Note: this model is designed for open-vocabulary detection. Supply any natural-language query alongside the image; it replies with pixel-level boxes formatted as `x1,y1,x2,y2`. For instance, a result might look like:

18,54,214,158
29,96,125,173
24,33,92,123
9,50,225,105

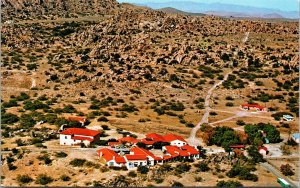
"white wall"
125,159,147,169
106,160,124,167
60,134,92,146
170,140,187,147
259,149,267,156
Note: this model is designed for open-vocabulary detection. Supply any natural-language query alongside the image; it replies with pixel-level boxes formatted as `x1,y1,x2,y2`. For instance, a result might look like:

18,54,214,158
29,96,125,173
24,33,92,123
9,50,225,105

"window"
65,136,67,139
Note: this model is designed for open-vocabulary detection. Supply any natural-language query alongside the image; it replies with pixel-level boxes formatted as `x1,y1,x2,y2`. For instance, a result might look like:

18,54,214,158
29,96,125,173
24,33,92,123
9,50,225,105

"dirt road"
187,72,231,146
260,162,298,187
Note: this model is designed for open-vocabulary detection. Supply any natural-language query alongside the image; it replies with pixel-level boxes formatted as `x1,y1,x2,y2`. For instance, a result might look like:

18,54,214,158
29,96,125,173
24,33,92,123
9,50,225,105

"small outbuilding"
282,115,294,122
258,146,269,156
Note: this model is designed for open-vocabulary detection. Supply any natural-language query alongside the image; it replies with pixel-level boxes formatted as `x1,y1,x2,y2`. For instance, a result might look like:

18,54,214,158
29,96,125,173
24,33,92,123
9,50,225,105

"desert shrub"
84,161,95,167
280,164,294,176
194,162,210,172
226,102,234,107
175,163,191,174
37,154,52,165
17,174,33,184
209,111,217,116
165,111,177,116
23,100,49,111
227,165,258,181
35,174,53,185
138,118,151,122
119,104,139,113
169,102,185,111
34,143,46,148
97,124,108,131
69,158,86,167
98,116,109,122
93,181,104,187
171,181,184,187
137,166,149,174
128,171,137,177
169,74,180,83
2,99,19,108
62,104,77,113
287,138,298,146
225,96,234,100
154,107,165,115
8,163,17,170
185,122,195,128
31,138,43,145
155,178,164,184
236,120,246,126
16,92,30,101
194,176,203,182
15,139,24,146
1,113,19,124
216,180,243,187
60,175,71,181
55,152,68,158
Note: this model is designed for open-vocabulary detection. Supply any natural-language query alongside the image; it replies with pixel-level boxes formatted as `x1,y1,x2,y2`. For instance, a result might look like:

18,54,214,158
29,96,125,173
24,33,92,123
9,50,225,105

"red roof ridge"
163,134,187,143
60,128,100,137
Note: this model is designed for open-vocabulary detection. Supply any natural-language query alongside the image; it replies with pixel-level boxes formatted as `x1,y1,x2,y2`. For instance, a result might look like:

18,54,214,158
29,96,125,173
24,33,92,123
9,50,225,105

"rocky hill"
1,0,119,21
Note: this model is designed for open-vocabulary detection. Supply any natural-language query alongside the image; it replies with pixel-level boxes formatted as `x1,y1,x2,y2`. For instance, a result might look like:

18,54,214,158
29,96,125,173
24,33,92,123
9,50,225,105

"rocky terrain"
1,0,118,21
1,0,299,187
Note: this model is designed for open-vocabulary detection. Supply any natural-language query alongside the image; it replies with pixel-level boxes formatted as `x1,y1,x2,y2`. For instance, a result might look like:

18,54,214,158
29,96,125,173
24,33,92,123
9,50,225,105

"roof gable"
163,134,186,143
60,128,100,137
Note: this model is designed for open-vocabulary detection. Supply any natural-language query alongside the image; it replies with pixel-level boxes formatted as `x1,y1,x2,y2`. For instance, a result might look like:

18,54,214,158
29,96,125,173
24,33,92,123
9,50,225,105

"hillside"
1,0,119,21
0,1,299,187
158,7,205,16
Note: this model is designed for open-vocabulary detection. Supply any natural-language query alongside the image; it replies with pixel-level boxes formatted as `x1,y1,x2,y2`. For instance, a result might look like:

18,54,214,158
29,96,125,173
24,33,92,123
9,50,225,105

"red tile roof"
229,145,246,149
118,136,139,144
130,147,162,160
181,145,200,155
125,154,148,160
163,155,174,160
146,133,165,142
108,142,121,146
115,156,126,163
71,136,93,142
67,116,87,123
165,145,189,157
139,139,155,145
97,148,126,163
241,104,265,110
60,128,100,137
163,134,187,143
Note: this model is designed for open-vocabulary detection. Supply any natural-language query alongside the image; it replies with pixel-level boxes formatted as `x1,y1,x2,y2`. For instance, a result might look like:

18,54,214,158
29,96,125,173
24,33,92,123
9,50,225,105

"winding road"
187,72,231,146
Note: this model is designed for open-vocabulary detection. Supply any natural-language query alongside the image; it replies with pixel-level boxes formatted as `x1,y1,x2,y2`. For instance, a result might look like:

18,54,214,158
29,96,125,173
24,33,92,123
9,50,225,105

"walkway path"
187,72,231,146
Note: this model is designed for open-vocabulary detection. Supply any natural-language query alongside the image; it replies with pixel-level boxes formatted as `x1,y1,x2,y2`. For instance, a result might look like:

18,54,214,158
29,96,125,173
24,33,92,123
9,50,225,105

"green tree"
247,145,264,164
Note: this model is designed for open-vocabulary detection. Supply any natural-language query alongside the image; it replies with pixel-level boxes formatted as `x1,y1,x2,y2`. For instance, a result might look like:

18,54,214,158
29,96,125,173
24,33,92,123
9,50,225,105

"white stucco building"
60,128,101,146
